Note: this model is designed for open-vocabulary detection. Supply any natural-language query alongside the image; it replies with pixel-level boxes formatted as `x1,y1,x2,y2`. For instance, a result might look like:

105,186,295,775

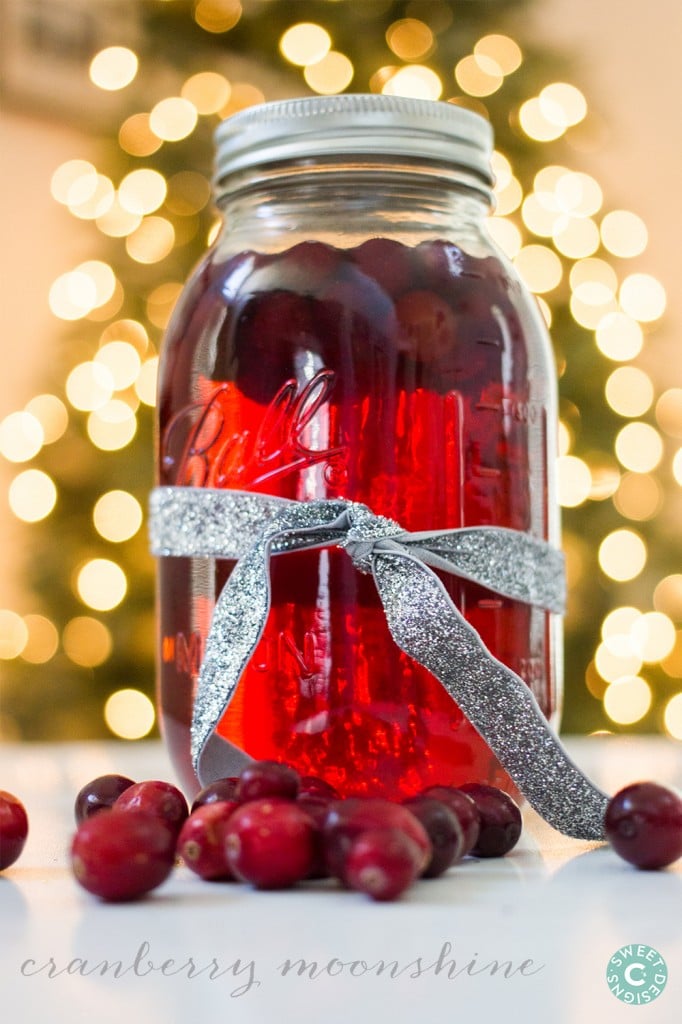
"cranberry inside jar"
155,97,561,800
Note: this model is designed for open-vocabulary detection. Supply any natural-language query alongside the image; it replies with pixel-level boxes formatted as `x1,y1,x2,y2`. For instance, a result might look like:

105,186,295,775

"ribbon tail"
372,550,608,840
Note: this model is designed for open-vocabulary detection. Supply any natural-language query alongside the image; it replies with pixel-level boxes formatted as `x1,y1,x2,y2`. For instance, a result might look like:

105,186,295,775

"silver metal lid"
214,94,494,187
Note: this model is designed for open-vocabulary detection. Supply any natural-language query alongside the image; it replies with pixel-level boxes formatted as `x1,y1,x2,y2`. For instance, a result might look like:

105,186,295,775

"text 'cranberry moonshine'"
156,95,562,798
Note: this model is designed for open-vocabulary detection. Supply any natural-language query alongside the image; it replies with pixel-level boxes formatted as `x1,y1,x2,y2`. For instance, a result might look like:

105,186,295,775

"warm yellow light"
279,22,331,66
474,34,522,75
87,402,137,451
521,194,561,237
557,454,592,507
51,160,98,206
654,575,682,622
0,411,44,462
601,210,648,258
101,319,149,354
602,606,642,639
555,171,602,216
69,175,115,220
534,164,569,194
493,176,522,216
76,558,127,611
63,616,112,667
104,688,156,740
0,610,28,659
166,172,211,216
150,97,198,141
382,65,442,100
553,217,600,258
558,421,571,455
613,472,661,521
603,675,651,725
519,98,565,141
93,490,143,543
9,470,57,522
539,82,587,127
119,113,162,157
78,260,117,308
304,51,354,94
119,169,167,215
655,388,682,439
194,0,242,34
595,312,644,361
605,367,654,418
619,273,666,322
486,218,522,258
615,422,663,473
66,361,114,411
662,631,682,678
455,54,503,97
598,528,647,581
89,46,138,91
49,270,98,320
21,615,59,664
491,151,512,189
126,217,175,264
386,18,434,61
631,612,676,663
181,71,231,114
513,244,562,294
571,295,618,331
588,462,620,500
218,82,264,117
594,641,642,682
663,693,682,739
24,394,68,445
96,197,142,237
95,342,141,390
135,357,159,406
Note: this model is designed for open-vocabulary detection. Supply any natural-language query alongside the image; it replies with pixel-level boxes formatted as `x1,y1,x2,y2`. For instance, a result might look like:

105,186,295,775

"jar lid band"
214,94,494,186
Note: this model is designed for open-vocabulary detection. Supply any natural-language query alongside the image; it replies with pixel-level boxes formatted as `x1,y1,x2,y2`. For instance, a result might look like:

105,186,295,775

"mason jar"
155,94,562,798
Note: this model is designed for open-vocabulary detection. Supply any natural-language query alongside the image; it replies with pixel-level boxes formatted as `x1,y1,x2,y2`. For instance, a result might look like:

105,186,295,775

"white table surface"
1,737,680,1024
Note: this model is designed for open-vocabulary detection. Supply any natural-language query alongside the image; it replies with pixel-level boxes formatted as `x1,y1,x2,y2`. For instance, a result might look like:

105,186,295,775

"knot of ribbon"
149,485,607,840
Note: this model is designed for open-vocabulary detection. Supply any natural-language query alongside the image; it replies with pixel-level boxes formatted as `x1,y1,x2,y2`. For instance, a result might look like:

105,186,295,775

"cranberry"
345,828,421,901
459,784,522,857
605,782,682,870
177,802,239,880
323,798,431,883
298,775,339,800
114,779,189,836
414,240,469,292
74,773,135,823
296,795,334,879
395,289,458,362
236,760,301,802
190,777,240,813
353,237,414,296
224,798,317,889
0,790,29,870
422,786,481,856
403,796,465,877
71,810,176,901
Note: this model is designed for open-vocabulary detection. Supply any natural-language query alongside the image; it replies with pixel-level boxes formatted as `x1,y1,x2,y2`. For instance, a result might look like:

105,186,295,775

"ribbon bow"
150,486,608,840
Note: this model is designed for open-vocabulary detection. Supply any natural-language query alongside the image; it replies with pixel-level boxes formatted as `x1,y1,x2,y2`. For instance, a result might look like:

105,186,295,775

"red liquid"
157,238,557,797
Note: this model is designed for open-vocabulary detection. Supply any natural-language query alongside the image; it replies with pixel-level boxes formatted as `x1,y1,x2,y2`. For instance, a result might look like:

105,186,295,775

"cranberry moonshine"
156,95,562,798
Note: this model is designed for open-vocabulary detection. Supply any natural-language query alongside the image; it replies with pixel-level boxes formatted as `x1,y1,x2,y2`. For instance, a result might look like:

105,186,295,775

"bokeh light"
95,342,142,390
119,169,167,215
663,694,682,740
0,411,44,462
89,47,138,91
595,312,644,361
66,361,114,411
279,23,331,66
619,273,666,322
21,615,59,664
149,98,198,142
76,559,127,611
654,575,682,622
603,675,652,725
181,71,231,114
614,422,663,473
119,113,163,157
630,612,676,663
386,19,434,61
304,52,354,94
513,244,562,293
605,366,654,418
93,490,143,543
601,209,648,257
194,0,242,34
24,394,68,445
557,454,591,507
655,388,682,438
382,65,442,100
9,470,57,522
0,610,28,659
104,688,155,739
63,616,112,668
613,472,662,521
87,401,137,451
538,82,587,128
598,529,647,581
125,217,175,264
455,54,503,97
135,358,159,406
474,34,522,75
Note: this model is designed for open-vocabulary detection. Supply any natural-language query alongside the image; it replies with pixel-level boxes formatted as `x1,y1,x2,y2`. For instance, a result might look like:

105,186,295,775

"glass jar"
155,94,562,798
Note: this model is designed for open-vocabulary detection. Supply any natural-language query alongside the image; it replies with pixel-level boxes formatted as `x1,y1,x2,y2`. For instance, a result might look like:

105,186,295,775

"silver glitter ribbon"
150,485,608,840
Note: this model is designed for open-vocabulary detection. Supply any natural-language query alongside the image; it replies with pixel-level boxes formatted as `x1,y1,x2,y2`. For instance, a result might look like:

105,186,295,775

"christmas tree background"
1,0,681,745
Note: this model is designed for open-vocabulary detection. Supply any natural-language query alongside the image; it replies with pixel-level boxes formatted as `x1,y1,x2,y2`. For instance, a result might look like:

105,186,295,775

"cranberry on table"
345,827,421,902
422,785,481,856
71,810,176,902
177,802,239,881
323,797,431,884
458,784,522,858
114,779,189,835
403,796,465,877
236,760,301,802
0,790,29,870
224,798,317,889
605,781,682,870
191,777,240,813
74,773,135,823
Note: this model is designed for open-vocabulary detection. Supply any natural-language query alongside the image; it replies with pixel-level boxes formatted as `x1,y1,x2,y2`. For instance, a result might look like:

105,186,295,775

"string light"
595,312,644,361
386,19,434,61
24,395,68,445
279,23,331,66
605,366,654,418
75,558,127,611
9,470,57,522
601,210,648,257
603,675,652,725
93,490,143,543
0,411,44,462
304,52,354,94
89,47,138,91
615,422,663,473
619,273,666,322
598,529,647,581
382,65,442,100
104,688,155,740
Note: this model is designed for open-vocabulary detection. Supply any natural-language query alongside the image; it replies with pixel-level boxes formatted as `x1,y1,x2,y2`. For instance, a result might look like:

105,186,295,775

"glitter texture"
149,485,607,839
